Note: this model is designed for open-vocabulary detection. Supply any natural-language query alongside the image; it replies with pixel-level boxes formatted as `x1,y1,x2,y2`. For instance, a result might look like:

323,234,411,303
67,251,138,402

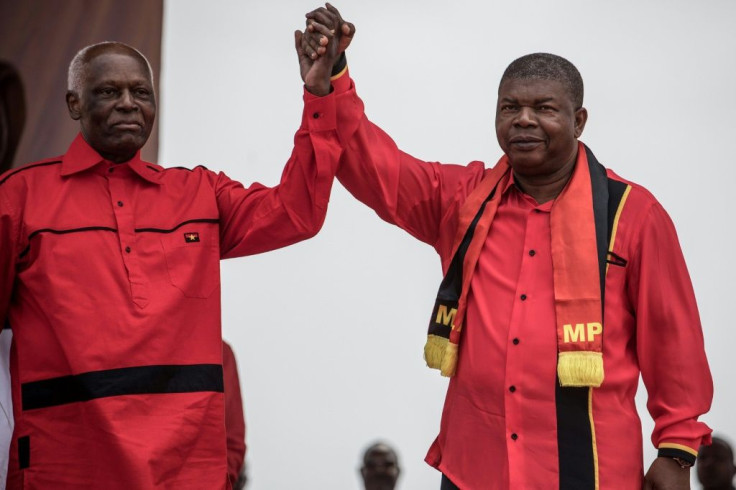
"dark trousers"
441,474,460,490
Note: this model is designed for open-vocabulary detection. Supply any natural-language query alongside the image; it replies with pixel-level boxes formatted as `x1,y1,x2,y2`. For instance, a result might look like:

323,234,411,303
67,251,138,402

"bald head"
697,436,736,490
361,442,400,490
68,41,154,96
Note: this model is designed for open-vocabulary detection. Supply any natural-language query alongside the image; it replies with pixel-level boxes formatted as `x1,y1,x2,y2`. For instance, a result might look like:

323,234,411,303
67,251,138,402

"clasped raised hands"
295,3,355,95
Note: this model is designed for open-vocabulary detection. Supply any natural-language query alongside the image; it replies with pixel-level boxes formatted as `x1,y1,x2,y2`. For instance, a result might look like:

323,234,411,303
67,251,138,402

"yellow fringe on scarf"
424,335,458,377
557,351,604,387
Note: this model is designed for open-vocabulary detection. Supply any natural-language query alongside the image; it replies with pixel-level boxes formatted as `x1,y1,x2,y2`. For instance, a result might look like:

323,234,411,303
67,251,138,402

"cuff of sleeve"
302,88,337,132
330,65,350,94
330,52,347,78
658,443,698,466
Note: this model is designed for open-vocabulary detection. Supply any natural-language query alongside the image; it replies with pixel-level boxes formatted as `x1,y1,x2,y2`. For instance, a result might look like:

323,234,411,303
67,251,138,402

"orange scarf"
424,143,630,387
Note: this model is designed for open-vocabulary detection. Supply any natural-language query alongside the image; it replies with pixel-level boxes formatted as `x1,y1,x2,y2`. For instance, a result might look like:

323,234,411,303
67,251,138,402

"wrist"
305,81,332,97
331,52,347,77
657,445,697,468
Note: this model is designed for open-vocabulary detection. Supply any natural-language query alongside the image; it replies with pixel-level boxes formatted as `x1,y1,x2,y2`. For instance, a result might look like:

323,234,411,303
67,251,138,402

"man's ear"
66,91,81,120
574,107,588,138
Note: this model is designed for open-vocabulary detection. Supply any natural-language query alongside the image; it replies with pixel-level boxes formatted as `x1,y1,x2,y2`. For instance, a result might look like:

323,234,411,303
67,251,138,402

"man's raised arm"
216,17,346,258
298,4,488,256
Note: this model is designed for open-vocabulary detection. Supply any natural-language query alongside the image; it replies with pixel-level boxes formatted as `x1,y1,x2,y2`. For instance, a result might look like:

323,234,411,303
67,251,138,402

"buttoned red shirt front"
0,88,341,489
332,71,713,490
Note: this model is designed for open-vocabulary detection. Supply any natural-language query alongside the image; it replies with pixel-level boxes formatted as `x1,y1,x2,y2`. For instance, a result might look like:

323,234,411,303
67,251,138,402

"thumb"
342,21,355,37
294,30,304,56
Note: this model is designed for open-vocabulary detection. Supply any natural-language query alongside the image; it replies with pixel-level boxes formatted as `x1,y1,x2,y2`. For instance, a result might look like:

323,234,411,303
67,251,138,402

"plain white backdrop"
159,1,736,488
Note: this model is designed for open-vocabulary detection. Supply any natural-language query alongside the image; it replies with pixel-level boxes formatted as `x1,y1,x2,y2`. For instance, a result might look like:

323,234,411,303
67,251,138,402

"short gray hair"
67,41,154,94
500,53,584,109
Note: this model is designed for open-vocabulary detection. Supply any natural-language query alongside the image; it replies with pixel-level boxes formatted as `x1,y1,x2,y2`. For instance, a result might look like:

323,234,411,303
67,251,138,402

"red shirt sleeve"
332,72,486,252
628,199,713,456
222,341,245,485
0,186,21,325
215,87,343,258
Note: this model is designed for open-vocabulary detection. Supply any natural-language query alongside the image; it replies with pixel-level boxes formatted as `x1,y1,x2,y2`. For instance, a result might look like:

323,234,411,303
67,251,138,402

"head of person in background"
360,442,400,490
0,61,26,173
66,42,156,164
698,436,736,490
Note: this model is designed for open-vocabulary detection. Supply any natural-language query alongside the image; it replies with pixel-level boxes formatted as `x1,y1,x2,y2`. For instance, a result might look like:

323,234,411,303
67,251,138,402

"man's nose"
117,90,137,110
514,106,537,126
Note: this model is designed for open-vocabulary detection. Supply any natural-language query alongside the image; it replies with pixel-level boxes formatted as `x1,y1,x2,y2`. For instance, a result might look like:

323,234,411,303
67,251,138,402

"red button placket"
504,206,545,487
106,163,149,308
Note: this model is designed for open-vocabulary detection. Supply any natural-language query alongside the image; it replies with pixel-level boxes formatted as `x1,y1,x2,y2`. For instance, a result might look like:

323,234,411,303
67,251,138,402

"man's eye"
135,89,150,97
538,105,555,112
98,88,116,96
501,105,518,112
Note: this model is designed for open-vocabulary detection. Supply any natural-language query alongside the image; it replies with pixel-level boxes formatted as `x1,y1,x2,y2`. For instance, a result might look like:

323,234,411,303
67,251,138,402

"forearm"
634,203,713,461
0,190,20,323
218,88,342,258
333,72,485,247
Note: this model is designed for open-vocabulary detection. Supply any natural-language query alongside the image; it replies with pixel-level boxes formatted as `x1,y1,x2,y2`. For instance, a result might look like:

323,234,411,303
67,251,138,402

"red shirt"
0,89,341,489
332,72,712,489
223,341,246,485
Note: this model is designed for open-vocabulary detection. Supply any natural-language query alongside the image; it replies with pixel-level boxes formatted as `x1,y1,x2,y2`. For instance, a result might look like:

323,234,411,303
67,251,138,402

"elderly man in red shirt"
301,5,713,490
0,26,344,489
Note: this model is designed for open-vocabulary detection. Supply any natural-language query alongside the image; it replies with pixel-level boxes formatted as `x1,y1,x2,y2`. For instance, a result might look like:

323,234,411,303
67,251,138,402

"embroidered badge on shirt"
184,232,200,243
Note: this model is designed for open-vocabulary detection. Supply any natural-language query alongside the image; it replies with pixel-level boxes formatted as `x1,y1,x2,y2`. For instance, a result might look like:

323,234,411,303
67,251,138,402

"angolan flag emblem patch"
184,232,200,243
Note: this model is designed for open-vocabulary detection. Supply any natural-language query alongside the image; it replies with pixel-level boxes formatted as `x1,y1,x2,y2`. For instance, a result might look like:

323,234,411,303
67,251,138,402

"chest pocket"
160,228,220,298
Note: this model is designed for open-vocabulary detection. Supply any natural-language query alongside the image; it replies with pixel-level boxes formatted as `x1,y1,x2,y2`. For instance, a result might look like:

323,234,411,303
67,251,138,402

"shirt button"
520,294,527,301
529,249,536,256
125,246,131,253
108,167,114,173
511,433,519,441
117,201,124,207
509,385,516,393
312,112,320,119
512,338,520,345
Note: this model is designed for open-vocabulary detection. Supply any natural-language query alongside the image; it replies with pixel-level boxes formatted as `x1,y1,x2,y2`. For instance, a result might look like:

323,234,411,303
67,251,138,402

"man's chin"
365,476,397,490
506,153,545,174
100,140,145,162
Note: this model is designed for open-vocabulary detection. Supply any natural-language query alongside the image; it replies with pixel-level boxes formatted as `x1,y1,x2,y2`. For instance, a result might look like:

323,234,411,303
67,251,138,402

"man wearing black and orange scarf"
301,5,712,490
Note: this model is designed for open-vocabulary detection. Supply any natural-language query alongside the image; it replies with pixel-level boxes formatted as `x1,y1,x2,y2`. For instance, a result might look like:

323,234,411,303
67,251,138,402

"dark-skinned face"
361,446,400,490
697,440,736,489
495,78,586,179
66,50,155,163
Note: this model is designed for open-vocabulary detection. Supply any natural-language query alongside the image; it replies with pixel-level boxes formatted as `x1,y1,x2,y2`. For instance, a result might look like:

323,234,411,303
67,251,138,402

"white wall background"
159,1,736,488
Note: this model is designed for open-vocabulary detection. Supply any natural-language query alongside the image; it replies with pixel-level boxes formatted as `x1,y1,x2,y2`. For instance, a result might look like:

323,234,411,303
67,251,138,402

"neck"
513,157,576,204
103,152,135,164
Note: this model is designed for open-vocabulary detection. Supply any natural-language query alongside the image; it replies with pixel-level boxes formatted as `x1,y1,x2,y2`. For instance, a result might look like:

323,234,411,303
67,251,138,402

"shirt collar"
61,133,162,185
505,170,554,212
503,171,518,195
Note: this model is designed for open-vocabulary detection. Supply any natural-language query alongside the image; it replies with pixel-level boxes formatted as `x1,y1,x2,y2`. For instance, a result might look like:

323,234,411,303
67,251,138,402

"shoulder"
0,157,64,210
152,163,211,175
440,159,496,201
604,168,680,255
152,163,221,184
605,168,664,217
0,156,64,188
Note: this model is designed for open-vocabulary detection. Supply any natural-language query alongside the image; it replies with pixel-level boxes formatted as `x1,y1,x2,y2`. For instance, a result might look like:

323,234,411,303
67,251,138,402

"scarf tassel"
424,335,458,377
557,351,604,387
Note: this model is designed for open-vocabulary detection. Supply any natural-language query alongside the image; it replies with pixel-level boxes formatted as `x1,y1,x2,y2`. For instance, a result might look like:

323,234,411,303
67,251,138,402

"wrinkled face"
361,446,400,490
697,441,736,488
495,78,586,179
67,50,155,163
